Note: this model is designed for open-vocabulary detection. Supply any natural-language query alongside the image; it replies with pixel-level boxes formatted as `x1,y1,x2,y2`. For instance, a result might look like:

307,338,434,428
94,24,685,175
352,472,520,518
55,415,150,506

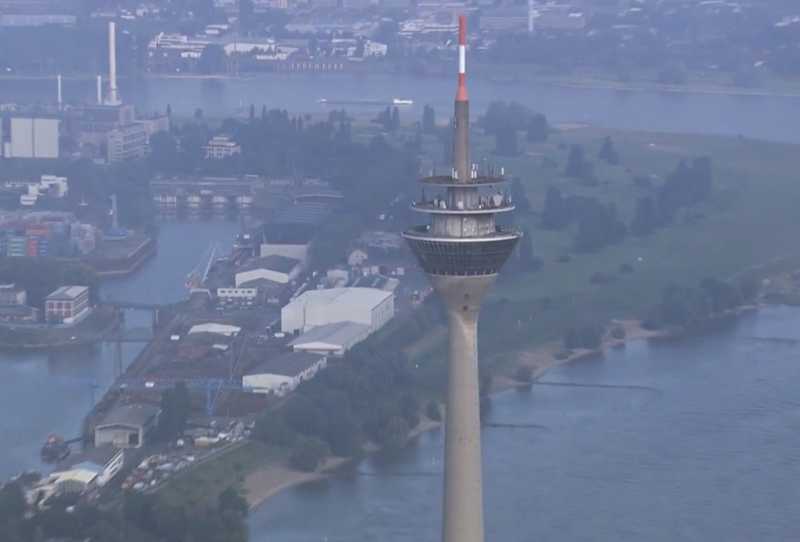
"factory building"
2,117,60,159
93,404,161,449
290,321,371,356
281,287,394,334
243,351,327,396
44,285,90,324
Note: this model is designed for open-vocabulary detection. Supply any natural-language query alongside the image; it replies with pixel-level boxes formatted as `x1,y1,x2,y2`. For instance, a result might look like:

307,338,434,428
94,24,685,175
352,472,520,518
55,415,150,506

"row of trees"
253,349,437,471
541,188,627,252
542,155,714,251
645,276,759,330
631,157,713,236
0,482,248,542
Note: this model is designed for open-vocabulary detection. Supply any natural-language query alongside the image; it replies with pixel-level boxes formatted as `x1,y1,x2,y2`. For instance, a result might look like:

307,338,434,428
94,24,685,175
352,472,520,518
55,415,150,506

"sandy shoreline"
244,418,442,510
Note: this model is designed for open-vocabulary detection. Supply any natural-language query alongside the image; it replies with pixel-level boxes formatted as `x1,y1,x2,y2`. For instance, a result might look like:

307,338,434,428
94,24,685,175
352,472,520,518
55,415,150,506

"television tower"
403,15,520,542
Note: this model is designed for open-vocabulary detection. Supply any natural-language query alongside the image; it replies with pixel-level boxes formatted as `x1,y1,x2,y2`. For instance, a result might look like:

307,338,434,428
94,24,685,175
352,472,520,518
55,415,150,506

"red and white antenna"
456,15,468,102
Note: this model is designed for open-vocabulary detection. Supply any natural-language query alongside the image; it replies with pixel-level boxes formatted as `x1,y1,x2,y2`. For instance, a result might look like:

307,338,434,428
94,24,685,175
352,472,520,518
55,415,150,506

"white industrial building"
235,255,301,287
5,117,60,159
243,351,327,396
290,321,371,356
281,287,394,334
188,322,241,337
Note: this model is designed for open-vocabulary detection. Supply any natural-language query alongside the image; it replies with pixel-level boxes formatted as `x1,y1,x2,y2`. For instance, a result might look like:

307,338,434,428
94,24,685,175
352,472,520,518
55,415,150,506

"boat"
317,98,414,106
41,434,70,462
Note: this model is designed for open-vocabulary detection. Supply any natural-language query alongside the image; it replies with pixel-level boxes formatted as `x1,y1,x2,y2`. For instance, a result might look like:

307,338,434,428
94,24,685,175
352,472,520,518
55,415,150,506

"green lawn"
157,441,284,508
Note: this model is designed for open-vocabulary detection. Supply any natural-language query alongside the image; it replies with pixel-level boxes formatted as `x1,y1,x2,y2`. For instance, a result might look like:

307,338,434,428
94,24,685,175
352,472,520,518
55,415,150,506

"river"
2,75,800,539
3,74,800,142
0,220,239,480
250,307,800,541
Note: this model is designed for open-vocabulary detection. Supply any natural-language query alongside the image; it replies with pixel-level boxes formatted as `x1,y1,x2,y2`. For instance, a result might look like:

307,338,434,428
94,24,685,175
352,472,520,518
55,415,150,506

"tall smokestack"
107,21,121,106
57,74,63,110
97,75,103,105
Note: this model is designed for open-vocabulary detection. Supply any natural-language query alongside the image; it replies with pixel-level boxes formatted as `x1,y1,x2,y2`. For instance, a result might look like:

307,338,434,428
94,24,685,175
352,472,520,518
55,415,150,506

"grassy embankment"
408,125,800,370
157,442,285,509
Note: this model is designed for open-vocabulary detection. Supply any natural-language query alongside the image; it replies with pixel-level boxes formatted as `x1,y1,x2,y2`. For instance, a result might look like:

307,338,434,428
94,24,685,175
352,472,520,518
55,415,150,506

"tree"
565,144,594,181
157,382,191,440
422,105,436,133
381,416,410,452
494,125,519,156
426,400,442,421
598,136,620,165
526,113,549,142
218,488,248,517
564,323,603,349
540,186,569,229
510,177,531,213
253,414,295,447
239,0,255,34
289,436,330,472
630,196,659,236
149,131,178,174
199,44,226,74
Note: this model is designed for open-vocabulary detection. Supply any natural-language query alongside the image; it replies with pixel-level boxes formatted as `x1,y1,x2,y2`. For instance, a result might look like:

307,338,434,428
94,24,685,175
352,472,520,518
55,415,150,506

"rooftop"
290,287,392,308
96,403,160,430
246,351,326,378
239,255,300,274
46,285,88,301
290,321,370,350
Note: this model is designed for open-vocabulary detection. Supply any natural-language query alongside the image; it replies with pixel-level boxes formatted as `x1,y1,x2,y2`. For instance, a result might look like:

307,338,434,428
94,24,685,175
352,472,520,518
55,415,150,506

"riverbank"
239,321,665,511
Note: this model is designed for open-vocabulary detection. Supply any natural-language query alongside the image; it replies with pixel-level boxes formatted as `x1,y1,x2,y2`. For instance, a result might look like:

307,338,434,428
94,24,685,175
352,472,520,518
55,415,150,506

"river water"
2,75,800,539
3,74,800,142
0,220,239,480
251,308,800,541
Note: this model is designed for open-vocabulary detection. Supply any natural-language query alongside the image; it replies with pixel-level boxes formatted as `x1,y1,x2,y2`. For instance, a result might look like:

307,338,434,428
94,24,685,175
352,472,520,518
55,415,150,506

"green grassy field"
157,442,284,508
410,125,800,364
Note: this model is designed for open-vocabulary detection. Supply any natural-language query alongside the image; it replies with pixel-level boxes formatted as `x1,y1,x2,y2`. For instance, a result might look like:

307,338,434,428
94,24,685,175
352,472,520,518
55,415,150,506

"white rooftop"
291,287,391,308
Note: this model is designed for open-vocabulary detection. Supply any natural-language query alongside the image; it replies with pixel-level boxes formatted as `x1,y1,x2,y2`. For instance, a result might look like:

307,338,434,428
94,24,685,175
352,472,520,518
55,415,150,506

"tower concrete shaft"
403,14,520,542
433,274,494,542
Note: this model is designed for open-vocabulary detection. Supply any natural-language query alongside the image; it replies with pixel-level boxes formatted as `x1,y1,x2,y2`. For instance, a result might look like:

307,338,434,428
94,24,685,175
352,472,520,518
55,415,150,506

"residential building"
44,285,90,324
281,287,394,334
204,135,242,160
93,404,161,449
0,283,26,305
243,351,327,396
107,123,148,162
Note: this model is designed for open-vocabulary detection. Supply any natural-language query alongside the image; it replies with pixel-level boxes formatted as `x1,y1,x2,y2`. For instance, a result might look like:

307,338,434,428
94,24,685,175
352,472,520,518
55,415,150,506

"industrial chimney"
106,21,121,106
57,74,62,110
96,75,103,105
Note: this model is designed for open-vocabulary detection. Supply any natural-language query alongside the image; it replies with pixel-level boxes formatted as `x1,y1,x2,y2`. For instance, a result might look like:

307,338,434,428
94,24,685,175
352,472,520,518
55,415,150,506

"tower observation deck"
402,15,521,542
